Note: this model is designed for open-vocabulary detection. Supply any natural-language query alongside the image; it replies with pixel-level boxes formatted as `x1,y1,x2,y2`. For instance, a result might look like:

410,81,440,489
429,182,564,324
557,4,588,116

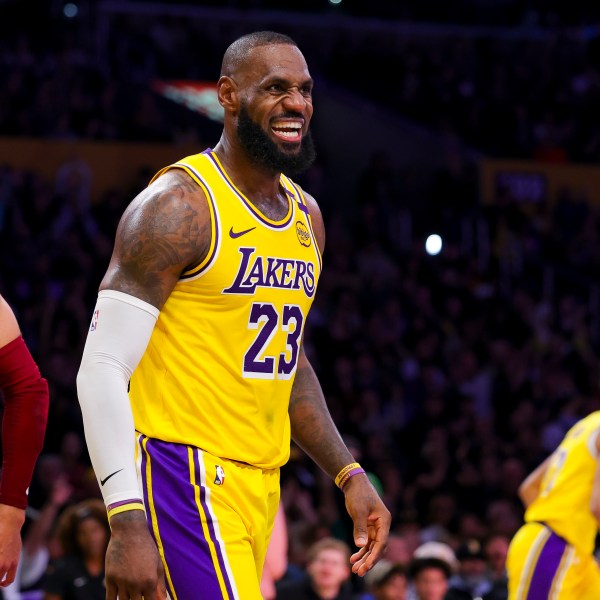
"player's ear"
218,76,239,114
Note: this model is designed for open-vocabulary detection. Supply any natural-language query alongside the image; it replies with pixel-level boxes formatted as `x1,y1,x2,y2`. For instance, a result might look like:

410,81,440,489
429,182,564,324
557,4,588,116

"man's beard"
236,104,316,176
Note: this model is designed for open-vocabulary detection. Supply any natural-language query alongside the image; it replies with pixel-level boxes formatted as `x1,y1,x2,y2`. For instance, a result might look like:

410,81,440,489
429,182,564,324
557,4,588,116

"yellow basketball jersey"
129,150,322,469
525,411,600,555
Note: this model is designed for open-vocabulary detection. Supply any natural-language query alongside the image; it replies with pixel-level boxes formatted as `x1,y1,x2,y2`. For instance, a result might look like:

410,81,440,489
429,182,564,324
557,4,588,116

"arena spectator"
363,560,408,600
407,556,452,600
447,539,493,599
483,535,509,600
276,538,354,600
42,499,109,600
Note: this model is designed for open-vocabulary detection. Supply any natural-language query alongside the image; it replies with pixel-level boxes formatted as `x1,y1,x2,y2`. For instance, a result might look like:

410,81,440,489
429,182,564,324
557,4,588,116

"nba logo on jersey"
90,309,100,332
214,465,225,485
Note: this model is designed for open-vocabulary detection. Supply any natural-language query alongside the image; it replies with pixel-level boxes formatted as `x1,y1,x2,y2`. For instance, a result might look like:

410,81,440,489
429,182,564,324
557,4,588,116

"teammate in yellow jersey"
76,31,390,600
506,411,600,599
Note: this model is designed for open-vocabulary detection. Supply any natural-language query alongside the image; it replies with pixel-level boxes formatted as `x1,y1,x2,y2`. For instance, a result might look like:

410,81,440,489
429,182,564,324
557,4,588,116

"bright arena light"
328,0,343,5
425,234,443,256
63,3,78,18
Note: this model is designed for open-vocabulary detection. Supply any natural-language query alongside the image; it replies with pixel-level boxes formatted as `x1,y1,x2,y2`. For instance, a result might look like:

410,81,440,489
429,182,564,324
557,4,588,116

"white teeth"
271,123,301,138
273,122,302,130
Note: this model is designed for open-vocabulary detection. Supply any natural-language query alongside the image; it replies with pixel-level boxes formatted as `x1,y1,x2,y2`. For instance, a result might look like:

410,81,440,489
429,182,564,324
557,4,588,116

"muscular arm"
0,295,49,586
79,169,210,505
518,456,551,508
289,349,356,478
100,169,211,307
0,296,20,347
77,169,209,600
289,191,355,478
289,192,390,576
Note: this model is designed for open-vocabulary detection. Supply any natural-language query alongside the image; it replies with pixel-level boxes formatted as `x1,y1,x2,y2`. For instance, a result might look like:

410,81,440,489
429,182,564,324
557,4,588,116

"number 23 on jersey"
243,302,304,380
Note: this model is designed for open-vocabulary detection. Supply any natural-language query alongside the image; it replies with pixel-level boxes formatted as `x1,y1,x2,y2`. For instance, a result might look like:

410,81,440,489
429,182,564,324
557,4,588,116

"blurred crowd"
2,4,600,162
1,143,599,597
328,33,600,163
1,2,600,599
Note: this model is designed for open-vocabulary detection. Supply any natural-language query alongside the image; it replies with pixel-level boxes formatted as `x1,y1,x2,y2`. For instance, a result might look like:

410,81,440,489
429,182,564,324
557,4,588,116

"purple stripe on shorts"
139,438,158,544
139,437,174,600
193,449,236,600
141,437,226,600
526,528,567,600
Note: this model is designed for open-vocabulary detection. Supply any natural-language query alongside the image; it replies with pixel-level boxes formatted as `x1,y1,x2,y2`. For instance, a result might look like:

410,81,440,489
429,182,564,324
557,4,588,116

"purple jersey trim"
287,179,323,272
170,162,220,280
206,152,293,230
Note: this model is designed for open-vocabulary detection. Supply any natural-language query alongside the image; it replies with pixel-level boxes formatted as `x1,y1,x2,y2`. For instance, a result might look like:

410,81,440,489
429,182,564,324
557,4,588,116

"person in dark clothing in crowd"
42,499,109,600
276,537,355,599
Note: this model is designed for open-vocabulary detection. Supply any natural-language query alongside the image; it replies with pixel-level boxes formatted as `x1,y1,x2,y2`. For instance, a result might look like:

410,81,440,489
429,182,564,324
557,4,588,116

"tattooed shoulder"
102,169,211,308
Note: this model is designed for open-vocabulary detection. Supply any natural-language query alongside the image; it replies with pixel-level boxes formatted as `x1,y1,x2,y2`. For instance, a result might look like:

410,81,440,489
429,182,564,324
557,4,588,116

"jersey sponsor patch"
296,221,311,247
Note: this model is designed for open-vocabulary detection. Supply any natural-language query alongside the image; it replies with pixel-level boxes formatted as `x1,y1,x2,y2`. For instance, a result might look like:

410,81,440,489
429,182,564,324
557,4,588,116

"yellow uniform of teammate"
130,150,321,599
507,411,600,599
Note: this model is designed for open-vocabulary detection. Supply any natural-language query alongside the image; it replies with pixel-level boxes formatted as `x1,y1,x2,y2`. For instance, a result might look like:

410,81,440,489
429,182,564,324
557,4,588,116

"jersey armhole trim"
587,428,600,459
284,177,323,271
163,162,220,280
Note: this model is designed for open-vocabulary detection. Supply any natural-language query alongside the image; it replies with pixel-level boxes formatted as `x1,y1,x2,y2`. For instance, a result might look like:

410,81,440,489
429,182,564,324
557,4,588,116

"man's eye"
268,84,284,92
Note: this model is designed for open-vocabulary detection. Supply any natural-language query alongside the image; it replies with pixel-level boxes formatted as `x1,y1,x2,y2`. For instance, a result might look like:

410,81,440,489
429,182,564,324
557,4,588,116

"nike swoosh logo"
229,226,256,239
100,469,124,486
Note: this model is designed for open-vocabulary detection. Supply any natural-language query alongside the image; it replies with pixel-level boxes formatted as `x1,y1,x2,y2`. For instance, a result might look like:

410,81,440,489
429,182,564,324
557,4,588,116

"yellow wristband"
335,462,361,488
107,500,145,520
338,467,366,490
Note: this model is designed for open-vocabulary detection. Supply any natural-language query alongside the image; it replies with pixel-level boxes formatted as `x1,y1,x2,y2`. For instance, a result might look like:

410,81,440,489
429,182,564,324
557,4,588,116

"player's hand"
105,511,166,600
343,474,391,577
0,504,25,586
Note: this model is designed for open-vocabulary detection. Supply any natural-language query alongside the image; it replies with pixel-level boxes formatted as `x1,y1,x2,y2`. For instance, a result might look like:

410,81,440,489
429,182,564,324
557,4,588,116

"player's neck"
213,139,282,202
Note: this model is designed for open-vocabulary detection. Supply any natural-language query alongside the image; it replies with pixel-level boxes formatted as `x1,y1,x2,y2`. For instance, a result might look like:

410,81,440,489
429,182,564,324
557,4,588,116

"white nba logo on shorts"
214,465,225,485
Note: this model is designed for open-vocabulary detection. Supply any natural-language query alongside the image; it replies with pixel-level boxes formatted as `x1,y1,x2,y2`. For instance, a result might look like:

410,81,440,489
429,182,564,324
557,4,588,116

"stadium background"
1,0,600,596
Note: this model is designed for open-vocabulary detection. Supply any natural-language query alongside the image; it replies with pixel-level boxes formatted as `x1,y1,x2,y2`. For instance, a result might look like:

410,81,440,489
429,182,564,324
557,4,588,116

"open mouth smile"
271,120,303,142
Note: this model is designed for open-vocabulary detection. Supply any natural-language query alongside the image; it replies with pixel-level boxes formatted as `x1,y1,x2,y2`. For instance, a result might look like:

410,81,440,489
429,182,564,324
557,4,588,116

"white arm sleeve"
76,289,159,507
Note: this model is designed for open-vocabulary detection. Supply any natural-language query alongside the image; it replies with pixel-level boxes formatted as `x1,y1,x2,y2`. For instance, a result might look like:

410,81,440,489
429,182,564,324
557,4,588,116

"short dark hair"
221,31,298,77
375,563,407,587
408,557,452,580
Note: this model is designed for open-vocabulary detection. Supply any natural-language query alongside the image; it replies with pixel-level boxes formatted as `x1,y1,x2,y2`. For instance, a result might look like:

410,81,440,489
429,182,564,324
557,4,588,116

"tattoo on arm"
289,361,354,480
102,170,211,308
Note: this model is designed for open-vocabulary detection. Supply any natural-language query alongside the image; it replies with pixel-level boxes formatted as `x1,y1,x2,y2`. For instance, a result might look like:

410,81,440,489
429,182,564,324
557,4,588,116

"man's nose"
282,88,308,111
